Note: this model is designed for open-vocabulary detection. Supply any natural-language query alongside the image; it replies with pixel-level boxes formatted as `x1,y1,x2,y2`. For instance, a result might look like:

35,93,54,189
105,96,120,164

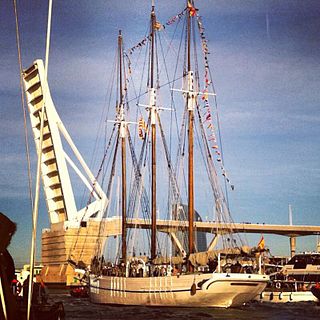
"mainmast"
187,0,195,272
118,30,127,264
150,4,157,261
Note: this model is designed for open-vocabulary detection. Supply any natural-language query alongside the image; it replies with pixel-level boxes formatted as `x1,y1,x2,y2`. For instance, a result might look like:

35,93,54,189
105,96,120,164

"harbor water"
49,294,319,320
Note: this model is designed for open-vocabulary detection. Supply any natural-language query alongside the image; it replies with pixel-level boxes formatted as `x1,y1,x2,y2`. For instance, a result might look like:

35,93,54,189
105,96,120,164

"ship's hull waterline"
89,273,269,308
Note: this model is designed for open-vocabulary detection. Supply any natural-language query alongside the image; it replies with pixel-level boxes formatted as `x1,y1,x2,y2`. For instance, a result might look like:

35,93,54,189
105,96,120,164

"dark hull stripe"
205,279,264,290
90,279,265,294
230,283,259,286
90,284,200,294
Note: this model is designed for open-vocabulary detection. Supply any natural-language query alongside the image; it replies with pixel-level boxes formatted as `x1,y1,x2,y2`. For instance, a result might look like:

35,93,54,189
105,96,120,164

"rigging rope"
85,47,118,205
13,0,34,210
45,0,53,79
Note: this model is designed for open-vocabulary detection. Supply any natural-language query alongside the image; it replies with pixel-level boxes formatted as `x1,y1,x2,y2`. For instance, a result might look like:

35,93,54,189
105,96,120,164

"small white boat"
256,252,320,303
257,290,317,303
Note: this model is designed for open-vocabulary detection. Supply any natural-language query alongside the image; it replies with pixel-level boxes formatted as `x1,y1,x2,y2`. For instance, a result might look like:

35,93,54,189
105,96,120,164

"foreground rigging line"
13,0,34,209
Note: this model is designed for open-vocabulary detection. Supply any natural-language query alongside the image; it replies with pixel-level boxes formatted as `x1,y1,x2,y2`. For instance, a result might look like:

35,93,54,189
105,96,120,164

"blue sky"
1,0,320,266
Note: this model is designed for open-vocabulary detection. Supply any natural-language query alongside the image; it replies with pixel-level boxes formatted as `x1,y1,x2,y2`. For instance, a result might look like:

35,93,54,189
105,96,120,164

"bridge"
125,218,320,237
125,218,320,257
71,217,320,258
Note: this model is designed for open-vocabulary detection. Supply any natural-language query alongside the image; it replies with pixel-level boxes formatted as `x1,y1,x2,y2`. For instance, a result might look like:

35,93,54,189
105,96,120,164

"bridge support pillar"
289,236,296,257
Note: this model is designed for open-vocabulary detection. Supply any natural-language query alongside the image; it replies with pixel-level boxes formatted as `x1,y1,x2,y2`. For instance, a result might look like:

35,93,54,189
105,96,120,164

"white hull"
255,291,318,303
89,273,268,308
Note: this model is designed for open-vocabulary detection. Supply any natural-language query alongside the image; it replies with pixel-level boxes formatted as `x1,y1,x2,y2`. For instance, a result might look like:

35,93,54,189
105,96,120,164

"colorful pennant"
187,1,197,17
127,8,186,56
165,8,187,26
196,14,234,191
128,35,152,55
138,117,147,140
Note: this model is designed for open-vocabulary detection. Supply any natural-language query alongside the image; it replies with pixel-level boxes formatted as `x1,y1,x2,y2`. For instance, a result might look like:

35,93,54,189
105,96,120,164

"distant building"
172,204,207,255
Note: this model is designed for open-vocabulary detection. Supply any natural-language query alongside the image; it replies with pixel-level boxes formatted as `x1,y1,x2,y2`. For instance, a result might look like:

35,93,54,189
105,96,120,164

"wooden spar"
121,135,127,263
187,1,195,272
150,6,157,261
187,2,191,72
119,30,123,107
119,30,127,264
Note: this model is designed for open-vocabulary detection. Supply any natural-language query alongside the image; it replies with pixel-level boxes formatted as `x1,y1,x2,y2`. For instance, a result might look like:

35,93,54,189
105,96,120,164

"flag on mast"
138,117,147,139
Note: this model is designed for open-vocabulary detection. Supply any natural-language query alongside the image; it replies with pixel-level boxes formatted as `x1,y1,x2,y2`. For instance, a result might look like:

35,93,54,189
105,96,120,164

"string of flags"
128,35,151,55
123,52,132,95
124,3,234,191
127,8,187,55
166,8,187,25
196,12,234,191
127,6,186,141
124,52,132,76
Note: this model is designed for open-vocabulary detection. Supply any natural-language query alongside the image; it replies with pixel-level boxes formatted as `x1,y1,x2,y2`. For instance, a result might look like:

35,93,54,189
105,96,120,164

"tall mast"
150,4,157,261
118,30,127,264
187,0,195,272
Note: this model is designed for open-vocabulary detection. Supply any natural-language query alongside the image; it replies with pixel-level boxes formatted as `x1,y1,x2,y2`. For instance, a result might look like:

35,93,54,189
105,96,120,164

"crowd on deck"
90,253,224,278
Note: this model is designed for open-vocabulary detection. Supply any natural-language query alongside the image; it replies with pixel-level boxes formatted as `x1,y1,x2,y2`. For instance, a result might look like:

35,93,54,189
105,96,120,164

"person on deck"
208,258,218,273
0,212,21,320
23,274,48,306
10,276,21,297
